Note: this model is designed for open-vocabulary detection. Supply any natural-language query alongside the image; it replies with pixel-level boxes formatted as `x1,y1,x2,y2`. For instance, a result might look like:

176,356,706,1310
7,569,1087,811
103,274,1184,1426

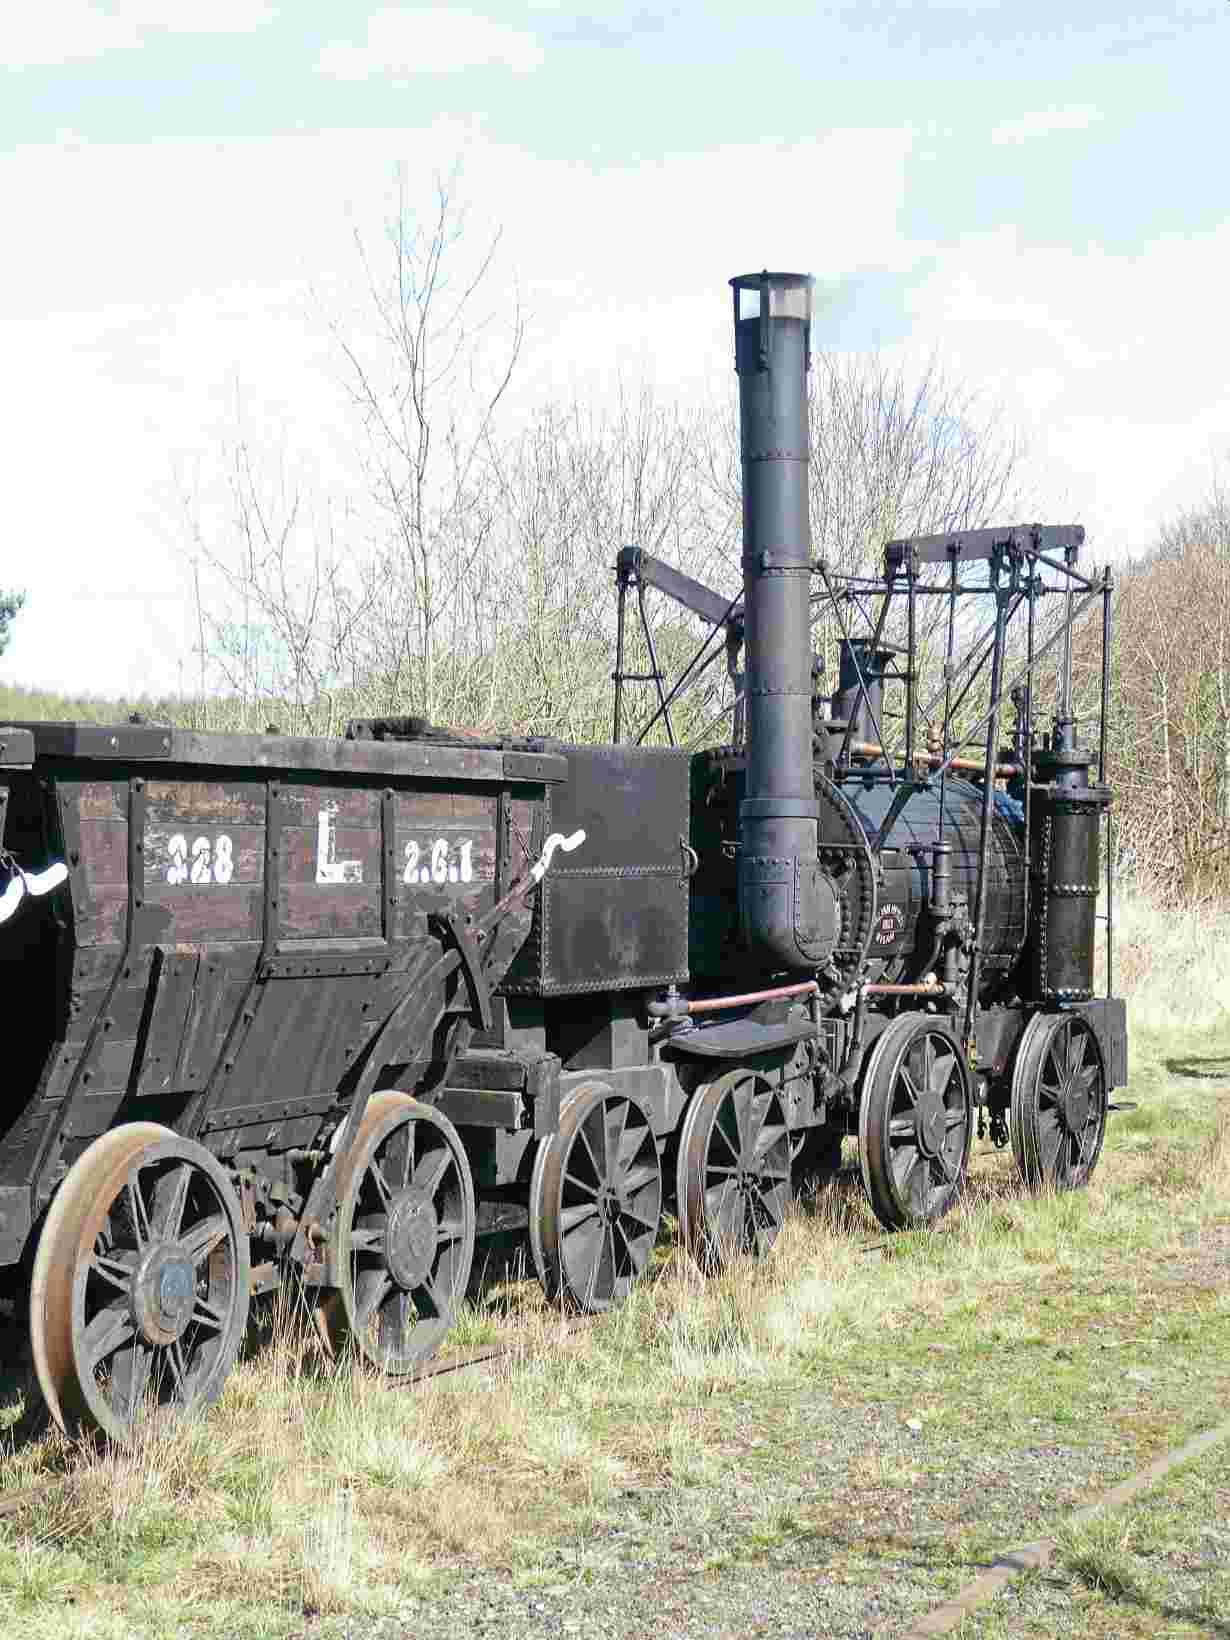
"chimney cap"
729,270,813,322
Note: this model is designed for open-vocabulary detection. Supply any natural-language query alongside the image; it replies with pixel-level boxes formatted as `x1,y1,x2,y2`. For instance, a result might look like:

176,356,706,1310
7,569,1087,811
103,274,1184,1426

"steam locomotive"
0,270,1124,1441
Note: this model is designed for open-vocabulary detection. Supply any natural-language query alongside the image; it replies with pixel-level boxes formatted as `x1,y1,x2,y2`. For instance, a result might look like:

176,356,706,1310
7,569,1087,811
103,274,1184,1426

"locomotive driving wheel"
676,1068,793,1269
530,1081,663,1312
30,1123,251,1443
315,1092,476,1374
1010,1012,1107,1192
859,1016,973,1231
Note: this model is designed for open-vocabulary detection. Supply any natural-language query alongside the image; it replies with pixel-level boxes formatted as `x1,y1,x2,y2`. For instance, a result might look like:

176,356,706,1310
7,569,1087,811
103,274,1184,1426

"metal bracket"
430,907,493,1034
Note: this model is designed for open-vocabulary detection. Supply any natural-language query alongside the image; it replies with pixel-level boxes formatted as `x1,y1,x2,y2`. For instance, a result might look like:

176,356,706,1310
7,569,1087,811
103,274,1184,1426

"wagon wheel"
315,1092,475,1373
1010,1012,1108,1192
859,1016,972,1231
676,1068,793,1270
529,1081,662,1312
30,1124,250,1443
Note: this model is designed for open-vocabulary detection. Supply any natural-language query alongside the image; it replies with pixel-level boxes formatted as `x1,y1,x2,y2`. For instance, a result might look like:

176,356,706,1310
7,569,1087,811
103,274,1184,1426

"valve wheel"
30,1124,250,1443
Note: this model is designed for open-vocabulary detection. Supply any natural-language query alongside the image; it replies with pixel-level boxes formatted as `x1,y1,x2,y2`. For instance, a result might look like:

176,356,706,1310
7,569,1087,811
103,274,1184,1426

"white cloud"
1,1,276,68
990,106,1102,145
902,222,1230,554
318,8,544,80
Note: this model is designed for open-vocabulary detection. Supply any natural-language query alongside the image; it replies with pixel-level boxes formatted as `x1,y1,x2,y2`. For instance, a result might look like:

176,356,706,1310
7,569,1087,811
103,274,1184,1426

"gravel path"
285,1225,1230,1640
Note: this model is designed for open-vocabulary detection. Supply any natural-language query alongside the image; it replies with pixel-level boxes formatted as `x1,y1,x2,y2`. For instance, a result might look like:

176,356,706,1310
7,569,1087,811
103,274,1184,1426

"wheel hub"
914,1091,947,1159
130,1244,196,1346
384,1188,437,1289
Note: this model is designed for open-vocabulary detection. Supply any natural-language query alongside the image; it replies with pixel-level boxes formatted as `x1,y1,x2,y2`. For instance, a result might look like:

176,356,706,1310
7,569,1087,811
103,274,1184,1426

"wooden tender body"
0,721,567,1437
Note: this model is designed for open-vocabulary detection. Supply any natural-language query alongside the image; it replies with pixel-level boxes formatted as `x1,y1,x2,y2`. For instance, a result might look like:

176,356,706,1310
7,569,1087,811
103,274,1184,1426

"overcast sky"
2,2,1226,697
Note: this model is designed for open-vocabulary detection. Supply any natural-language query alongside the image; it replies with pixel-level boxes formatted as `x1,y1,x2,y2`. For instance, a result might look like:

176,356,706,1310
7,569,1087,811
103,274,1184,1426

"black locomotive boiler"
0,269,1125,1441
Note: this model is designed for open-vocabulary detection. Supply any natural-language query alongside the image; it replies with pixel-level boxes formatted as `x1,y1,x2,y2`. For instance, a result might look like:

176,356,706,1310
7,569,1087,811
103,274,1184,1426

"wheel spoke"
562,1213,604,1289
1040,1116,1064,1177
620,1162,659,1194
932,1048,957,1096
381,1121,414,1191
191,1293,228,1333
90,1248,136,1294
111,1341,153,1419
729,1080,756,1162
561,1168,599,1199
181,1213,229,1267
1046,1038,1068,1093
905,1153,930,1213
1065,1026,1084,1079
151,1164,192,1242
420,1277,453,1322
412,1147,453,1202
559,1202,600,1234
897,1068,921,1109
80,1303,135,1373
365,1159,394,1210
577,1111,606,1182
125,1174,153,1251
166,1339,190,1395
349,1219,386,1253
590,1226,615,1303
705,1179,742,1240
355,1270,393,1327
604,1098,629,1183
752,1118,788,1164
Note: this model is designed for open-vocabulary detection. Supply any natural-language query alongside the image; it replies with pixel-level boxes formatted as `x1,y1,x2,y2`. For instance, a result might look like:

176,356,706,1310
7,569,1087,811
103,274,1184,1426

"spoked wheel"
676,1068,793,1270
1010,1012,1108,1192
859,1016,973,1231
30,1124,250,1443
315,1092,475,1374
530,1081,662,1312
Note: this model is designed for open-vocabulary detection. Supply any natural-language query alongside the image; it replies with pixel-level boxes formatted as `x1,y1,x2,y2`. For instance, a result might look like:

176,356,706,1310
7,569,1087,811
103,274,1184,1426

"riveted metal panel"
503,743,690,995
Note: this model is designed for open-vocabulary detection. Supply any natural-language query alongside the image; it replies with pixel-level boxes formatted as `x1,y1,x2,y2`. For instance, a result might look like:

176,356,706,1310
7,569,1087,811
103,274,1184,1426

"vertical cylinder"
731,271,831,970
1026,733,1111,1002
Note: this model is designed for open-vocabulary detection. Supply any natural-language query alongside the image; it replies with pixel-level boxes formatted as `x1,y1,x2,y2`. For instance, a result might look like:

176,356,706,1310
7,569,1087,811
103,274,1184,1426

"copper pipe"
671,980,820,1016
846,739,1018,779
862,982,946,996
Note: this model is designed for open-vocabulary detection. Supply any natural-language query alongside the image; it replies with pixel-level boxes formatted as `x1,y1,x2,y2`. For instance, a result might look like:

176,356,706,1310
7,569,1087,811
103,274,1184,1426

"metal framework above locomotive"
0,267,1126,1445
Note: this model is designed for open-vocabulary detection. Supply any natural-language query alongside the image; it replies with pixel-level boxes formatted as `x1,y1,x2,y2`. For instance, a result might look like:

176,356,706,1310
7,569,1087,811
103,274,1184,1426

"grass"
1,892,1229,1638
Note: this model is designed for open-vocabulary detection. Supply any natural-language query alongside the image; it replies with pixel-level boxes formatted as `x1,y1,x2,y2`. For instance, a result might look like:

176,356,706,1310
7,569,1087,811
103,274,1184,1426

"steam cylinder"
1026,731,1111,1002
732,271,834,970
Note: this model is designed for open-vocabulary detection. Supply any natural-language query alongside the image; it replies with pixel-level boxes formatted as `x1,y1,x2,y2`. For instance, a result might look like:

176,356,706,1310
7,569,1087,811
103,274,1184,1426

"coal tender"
0,270,1125,1442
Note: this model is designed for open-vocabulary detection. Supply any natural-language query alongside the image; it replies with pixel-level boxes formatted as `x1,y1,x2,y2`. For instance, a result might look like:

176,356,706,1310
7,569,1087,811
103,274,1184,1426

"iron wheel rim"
30,1126,250,1443
529,1083,662,1312
677,1069,793,1270
859,1017,972,1231
317,1094,475,1373
1011,1013,1107,1191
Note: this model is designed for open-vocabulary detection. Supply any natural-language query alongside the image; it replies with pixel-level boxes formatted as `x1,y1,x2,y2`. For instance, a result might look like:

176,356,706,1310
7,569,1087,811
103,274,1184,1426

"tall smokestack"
732,270,831,970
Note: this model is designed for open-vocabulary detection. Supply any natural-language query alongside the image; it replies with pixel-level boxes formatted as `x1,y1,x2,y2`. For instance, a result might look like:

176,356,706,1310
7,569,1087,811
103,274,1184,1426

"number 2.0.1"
403,838,474,885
